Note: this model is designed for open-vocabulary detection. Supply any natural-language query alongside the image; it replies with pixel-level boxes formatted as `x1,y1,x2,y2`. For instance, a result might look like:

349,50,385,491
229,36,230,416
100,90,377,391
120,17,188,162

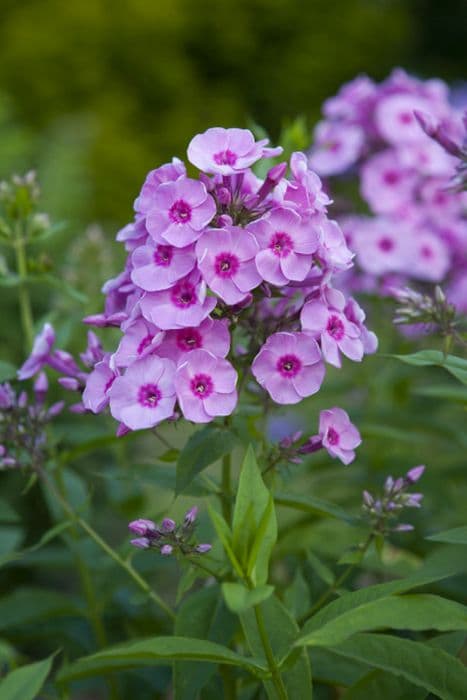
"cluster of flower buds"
128,506,211,556
0,374,63,470
0,171,50,244
309,69,467,312
362,465,425,535
69,126,377,432
391,285,460,340
269,407,361,468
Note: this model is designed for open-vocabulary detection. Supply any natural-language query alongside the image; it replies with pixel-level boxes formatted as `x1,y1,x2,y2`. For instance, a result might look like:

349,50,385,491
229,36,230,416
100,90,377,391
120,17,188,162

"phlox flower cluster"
20,128,376,433
362,465,425,534
309,69,467,311
128,506,211,556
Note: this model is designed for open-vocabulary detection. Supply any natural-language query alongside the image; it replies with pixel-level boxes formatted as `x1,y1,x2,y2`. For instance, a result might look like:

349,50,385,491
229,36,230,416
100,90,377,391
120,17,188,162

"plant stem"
14,230,34,348
221,452,232,525
254,604,289,700
36,464,175,621
298,533,374,625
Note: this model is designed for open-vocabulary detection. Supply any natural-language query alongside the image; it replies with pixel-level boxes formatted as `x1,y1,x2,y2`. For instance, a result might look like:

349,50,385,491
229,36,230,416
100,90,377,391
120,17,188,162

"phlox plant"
0,116,467,700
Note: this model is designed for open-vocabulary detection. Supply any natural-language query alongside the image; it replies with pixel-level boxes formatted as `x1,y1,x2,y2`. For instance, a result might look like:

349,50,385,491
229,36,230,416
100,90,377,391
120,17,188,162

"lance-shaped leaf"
222,582,274,614
176,425,238,494
0,653,56,700
427,526,467,545
391,350,467,385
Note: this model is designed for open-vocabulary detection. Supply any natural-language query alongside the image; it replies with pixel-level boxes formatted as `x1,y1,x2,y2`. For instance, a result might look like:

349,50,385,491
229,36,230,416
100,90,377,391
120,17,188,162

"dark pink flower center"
137,334,154,355
398,111,413,125
277,354,302,378
325,140,341,153
420,245,433,259
326,427,340,445
171,281,196,309
378,237,394,252
190,373,214,398
169,199,192,224
138,383,161,408
214,251,240,278
269,231,293,258
176,328,203,352
326,314,345,341
213,149,237,166
383,170,400,186
154,245,173,267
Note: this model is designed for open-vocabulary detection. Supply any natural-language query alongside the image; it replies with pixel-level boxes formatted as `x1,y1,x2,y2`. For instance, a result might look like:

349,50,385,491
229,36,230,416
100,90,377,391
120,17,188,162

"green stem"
298,533,374,625
221,452,232,525
36,464,175,621
14,231,34,348
254,604,289,700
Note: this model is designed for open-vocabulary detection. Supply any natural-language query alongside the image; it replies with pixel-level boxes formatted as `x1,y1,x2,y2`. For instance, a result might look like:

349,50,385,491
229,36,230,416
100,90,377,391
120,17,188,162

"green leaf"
325,632,467,700
274,492,359,525
222,583,274,614
0,361,16,381
391,350,467,385
232,446,277,585
284,568,311,620
427,526,467,545
0,520,73,568
174,585,236,700
0,653,55,700
0,589,81,631
295,594,467,648
208,506,244,579
57,637,268,683
241,595,312,699
176,426,238,494
412,384,467,402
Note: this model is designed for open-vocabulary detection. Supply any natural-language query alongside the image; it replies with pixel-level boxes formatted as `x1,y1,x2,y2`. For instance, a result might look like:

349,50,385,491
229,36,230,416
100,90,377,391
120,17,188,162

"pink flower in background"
109,355,176,430
374,93,437,145
351,217,413,276
252,332,325,404
319,407,361,464
187,127,282,175
410,232,450,282
283,151,331,214
301,299,364,368
360,150,416,214
175,349,237,423
196,226,261,304
316,219,354,271
140,272,217,330
131,240,196,291
250,208,319,285
309,121,364,176
157,318,230,363
146,177,216,247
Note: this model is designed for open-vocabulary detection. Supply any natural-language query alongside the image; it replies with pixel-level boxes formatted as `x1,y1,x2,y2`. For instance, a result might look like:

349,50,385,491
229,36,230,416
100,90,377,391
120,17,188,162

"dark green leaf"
427,526,467,545
274,492,359,525
176,426,238,494
0,589,81,631
0,653,55,700
222,583,274,614
0,361,16,381
391,350,467,385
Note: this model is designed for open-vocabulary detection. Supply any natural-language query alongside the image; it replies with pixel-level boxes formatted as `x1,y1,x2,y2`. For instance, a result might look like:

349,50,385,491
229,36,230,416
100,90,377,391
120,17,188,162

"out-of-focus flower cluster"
45,126,375,432
0,373,63,470
362,465,425,535
309,69,467,312
128,506,211,556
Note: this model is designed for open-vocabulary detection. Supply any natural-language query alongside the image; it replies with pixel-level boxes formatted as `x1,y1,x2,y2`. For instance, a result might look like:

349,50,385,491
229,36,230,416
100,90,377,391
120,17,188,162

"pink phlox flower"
108,355,176,430
251,331,325,405
116,217,148,252
249,207,319,286
309,121,365,176
282,152,331,213
351,216,414,277
360,150,417,214
131,239,196,292
344,298,378,354
18,323,55,380
301,297,364,368
82,354,118,413
134,158,186,214
80,331,105,368
146,176,216,247
175,349,237,423
187,127,282,175
112,318,164,367
156,318,230,363
319,407,361,465
323,74,378,124
374,93,440,145
316,218,354,271
140,271,217,330
196,226,262,304
410,231,450,282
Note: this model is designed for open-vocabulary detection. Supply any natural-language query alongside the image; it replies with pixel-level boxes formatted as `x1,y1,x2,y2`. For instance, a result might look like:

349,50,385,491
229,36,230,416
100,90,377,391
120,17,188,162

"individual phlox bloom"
82,355,118,413
283,152,331,214
140,271,217,330
398,140,454,177
316,218,354,271
351,217,413,276
308,121,365,176
187,127,282,175
360,150,417,214
249,208,319,286
323,74,378,122
134,158,186,214
175,349,237,423
410,232,450,282
112,318,164,367
319,407,361,465
196,226,262,304
18,323,56,380
146,177,216,247
301,299,363,368
419,177,467,217
251,332,325,405
157,318,230,363
131,239,196,291
108,355,176,430
344,298,378,354
375,93,441,145
116,218,148,252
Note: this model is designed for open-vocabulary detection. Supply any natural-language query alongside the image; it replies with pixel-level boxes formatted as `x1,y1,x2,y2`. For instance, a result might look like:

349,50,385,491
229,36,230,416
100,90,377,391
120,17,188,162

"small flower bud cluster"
309,70,467,312
391,285,460,338
128,507,211,557
362,465,425,535
0,172,50,244
0,374,63,470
